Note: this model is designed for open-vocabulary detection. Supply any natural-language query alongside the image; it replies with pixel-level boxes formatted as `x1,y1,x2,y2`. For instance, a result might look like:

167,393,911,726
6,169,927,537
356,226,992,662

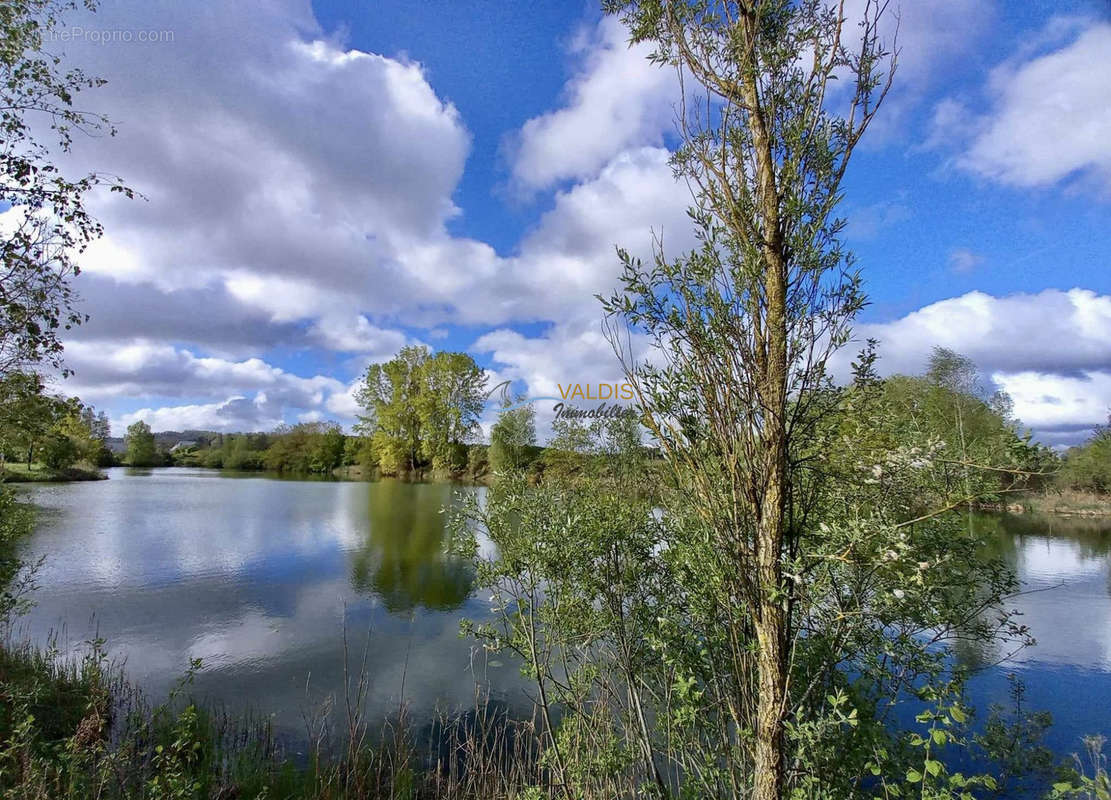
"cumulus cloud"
507,16,679,192
482,147,694,325
851,288,1111,444
957,21,1111,191
118,395,291,434
34,1,1104,442
68,275,303,356
993,371,1111,445
58,342,349,433
856,289,1111,376
59,0,471,327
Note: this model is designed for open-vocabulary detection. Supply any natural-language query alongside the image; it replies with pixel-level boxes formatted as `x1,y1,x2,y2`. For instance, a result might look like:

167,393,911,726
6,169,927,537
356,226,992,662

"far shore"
9,462,1111,517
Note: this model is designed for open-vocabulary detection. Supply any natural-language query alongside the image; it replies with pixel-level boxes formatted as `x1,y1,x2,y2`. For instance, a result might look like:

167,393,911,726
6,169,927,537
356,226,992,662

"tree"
416,350,486,470
355,346,488,474
52,409,99,466
38,429,77,469
124,420,157,467
311,424,345,473
488,396,536,473
0,371,68,467
1060,415,1111,493
1,0,133,377
599,3,896,794
356,345,428,474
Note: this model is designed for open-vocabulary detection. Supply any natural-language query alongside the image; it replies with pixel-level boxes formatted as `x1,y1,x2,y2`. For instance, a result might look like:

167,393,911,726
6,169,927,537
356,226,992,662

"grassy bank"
1017,489,1111,516
1,463,107,483
0,635,550,800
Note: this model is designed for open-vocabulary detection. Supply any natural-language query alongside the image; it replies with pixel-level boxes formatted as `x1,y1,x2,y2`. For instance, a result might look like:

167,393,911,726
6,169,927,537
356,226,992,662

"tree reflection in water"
350,479,475,613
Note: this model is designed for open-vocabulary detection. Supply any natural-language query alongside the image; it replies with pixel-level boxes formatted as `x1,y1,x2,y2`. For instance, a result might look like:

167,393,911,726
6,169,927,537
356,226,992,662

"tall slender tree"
602,2,895,796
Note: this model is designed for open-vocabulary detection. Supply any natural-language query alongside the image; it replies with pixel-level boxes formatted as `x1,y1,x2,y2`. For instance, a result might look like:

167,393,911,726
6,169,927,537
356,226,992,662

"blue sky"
30,0,1111,446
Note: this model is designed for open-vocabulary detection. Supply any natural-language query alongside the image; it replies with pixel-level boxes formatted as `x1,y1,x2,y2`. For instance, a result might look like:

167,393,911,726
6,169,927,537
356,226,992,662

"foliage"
0,486,35,620
0,631,556,800
263,422,346,474
37,429,76,469
0,0,133,377
0,373,59,466
124,420,157,467
1058,418,1111,494
0,372,106,473
466,443,488,479
1051,737,1111,800
417,351,486,470
356,346,487,475
488,397,537,474
594,0,901,795
456,2,1052,797
880,347,1052,499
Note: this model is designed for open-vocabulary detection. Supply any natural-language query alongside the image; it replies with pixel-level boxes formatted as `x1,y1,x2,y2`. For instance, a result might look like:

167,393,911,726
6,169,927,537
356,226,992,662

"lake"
11,467,1111,761
11,467,526,745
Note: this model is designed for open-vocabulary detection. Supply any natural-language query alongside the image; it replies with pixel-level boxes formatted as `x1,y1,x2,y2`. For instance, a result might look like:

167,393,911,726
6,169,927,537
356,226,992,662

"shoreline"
978,490,1111,518
0,465,107,483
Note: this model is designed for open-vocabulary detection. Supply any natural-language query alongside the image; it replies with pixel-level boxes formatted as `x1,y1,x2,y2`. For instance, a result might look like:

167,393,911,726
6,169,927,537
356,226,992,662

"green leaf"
906,769,922,783
950,705,967,723
932,729,947,745
925,759,941,777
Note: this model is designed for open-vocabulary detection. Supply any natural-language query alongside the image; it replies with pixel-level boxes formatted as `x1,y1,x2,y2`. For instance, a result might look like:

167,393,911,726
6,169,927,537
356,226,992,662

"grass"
0,630,553,800
1019,488,1111,516
0,462,106,483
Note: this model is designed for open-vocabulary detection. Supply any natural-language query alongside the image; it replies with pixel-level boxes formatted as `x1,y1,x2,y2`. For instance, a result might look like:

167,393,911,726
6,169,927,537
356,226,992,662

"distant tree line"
169,423,348,474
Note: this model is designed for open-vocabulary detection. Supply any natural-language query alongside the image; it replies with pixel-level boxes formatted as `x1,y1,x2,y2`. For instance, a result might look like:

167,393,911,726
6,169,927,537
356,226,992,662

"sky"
27,0,1111,447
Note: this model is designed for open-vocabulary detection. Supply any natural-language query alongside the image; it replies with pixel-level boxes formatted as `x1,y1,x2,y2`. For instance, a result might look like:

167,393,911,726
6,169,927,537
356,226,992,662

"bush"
466,444,488,478
39,432,78,470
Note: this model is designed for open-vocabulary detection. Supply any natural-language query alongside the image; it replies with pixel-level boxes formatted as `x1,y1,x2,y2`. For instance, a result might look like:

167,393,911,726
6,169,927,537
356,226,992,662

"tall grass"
0,628,556,800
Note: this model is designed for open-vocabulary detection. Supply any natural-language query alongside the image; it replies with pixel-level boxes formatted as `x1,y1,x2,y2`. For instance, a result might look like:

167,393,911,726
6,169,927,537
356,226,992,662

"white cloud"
32,1,1104,444
994,371,1111,442
508,16,678,192
853,288,1111,444
947,248,984,273
856,288,1111,377
958,22,1111,190
307,315,411,356
58,0,470,326
483,147,693,325
59,341,353,432
118,395,288,433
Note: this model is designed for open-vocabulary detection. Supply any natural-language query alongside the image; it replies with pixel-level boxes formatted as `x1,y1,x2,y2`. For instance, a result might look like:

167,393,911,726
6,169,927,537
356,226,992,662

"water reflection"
350,480,473,612
13,468,516,740
15,472,1110,756
960,512,1111,757
973,513,1111,671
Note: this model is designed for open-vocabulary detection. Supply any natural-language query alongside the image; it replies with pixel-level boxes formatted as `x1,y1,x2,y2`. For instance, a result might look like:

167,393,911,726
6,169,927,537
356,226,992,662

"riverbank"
0,635,546,799
0,464,107,483
1014,489,1111,517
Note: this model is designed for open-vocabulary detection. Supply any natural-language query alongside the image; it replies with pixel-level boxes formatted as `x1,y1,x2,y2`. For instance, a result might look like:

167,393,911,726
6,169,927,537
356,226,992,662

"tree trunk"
753,364,789,800
753,511,787,800
748,33,790,786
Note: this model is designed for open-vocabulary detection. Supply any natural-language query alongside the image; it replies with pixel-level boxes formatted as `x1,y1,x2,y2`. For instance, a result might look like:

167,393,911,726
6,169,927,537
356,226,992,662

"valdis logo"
556,382,635,402
486,380,639,420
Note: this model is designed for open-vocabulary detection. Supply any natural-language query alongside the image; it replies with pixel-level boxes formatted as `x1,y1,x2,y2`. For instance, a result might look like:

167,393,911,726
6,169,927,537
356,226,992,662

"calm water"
13,468,521,742
12,469,1111,758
